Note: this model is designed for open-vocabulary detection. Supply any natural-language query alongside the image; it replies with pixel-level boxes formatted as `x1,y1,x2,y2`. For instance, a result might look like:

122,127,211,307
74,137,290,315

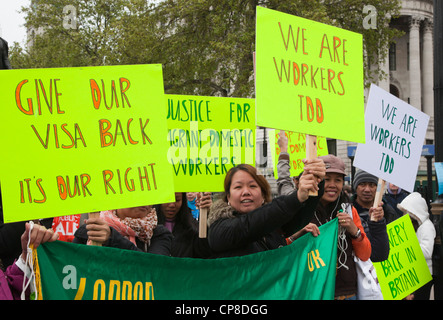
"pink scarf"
100,209,158,245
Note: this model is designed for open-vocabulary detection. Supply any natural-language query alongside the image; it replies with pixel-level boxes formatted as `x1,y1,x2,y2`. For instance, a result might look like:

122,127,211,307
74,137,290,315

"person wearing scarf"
73,206,172,256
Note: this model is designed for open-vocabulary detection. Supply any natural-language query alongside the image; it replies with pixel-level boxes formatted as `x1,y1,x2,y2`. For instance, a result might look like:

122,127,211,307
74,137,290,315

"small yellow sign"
269,130,329,178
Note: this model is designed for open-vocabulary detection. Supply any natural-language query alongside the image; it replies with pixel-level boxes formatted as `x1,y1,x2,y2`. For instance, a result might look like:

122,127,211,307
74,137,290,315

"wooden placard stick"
198,192,208,238
199,207,208,238
88,211,102,246
305,134,318,196
372,178,387,221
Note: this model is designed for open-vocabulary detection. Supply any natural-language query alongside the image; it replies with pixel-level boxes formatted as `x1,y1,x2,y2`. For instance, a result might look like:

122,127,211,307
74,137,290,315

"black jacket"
168,221,213,258
155,197,213,259
73,224,172,256
353,201,390,262
207,183,323,258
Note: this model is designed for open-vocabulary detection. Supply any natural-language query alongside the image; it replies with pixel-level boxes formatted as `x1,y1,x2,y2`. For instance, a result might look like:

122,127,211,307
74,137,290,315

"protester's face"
161,193,183,220
322,172,344,203
356,182,377,204
186,192,197,201
389,183,399,194
227,170,264,214
117,206,151,219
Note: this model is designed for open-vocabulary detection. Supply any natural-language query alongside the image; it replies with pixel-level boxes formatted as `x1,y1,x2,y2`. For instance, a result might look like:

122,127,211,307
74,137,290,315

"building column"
409,16,422,110
378,47,390,92
422,18,434,117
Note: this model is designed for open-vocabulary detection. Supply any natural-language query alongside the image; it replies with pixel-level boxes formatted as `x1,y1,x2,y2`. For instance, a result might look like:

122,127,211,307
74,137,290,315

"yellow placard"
166,94,255,192
373,215,433,300
0,65,175,223
255,6,365,143
269,130,328,178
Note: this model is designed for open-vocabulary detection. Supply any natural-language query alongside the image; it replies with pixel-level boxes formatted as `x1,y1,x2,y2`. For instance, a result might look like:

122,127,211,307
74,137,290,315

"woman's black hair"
155,192,198,232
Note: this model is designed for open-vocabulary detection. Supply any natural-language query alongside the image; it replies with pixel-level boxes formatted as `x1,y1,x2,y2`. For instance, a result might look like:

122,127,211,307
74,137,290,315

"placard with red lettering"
0,65,175,223
255,6,365,143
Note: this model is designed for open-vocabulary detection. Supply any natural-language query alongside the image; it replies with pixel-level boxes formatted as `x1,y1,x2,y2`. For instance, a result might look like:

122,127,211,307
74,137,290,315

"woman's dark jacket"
207,182,323,258
168,218,213,258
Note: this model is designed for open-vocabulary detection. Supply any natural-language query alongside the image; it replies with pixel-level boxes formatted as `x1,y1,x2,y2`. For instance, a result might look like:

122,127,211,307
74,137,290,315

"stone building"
336,0,435,194
261,0,437,197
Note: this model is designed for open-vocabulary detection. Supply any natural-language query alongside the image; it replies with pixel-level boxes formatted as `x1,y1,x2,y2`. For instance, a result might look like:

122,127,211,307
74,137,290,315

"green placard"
166,94,255,192
0,65,175,223
255,6,365,143
373,215,433,300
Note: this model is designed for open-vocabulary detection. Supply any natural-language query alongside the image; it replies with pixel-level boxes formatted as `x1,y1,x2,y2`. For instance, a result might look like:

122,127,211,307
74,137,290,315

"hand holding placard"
297,155,326,202
87,212,102,247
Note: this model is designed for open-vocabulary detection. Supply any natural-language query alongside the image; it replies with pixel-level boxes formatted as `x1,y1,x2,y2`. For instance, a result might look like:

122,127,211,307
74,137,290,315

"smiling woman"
225,166,271,214
294,154,372,300
207,162,325,258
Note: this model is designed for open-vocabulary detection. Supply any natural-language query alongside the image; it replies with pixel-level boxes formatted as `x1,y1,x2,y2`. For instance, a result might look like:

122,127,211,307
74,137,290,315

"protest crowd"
0,130,436,300
0,4,440,302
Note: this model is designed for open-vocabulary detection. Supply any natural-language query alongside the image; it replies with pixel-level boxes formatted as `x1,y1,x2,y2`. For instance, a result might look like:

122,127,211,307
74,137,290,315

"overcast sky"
0,0,30,46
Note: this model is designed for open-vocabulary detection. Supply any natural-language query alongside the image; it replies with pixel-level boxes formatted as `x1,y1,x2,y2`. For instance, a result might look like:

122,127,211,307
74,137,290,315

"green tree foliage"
10,0,402,97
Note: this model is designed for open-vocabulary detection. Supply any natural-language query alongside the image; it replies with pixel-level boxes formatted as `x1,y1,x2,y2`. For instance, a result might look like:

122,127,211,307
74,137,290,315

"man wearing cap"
352,170,399,262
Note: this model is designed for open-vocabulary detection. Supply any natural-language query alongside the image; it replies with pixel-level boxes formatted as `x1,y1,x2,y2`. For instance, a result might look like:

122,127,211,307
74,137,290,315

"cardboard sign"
269,129,328,178
51,214,81,242
255,6,365,143
354,84,430,193
0,65,175,223
166,94,255,191
373,215,432,300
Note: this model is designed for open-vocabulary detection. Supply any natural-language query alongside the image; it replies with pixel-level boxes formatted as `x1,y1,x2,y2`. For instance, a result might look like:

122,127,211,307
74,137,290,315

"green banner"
36,219,338,300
